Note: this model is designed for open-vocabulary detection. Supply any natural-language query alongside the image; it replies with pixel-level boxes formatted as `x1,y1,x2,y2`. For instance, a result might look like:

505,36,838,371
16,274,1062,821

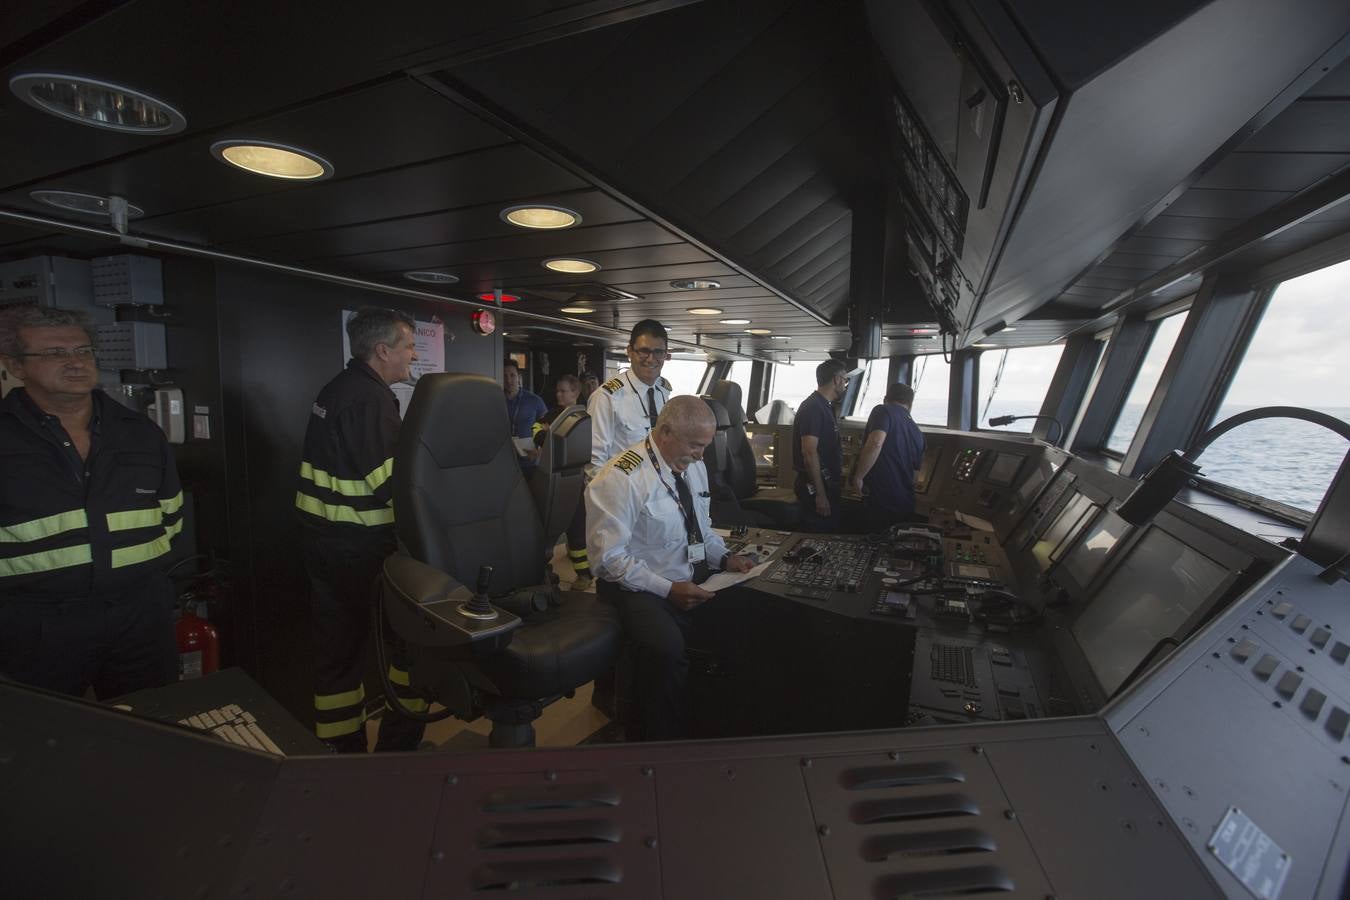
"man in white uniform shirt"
587,319,672,477
587,396,755,740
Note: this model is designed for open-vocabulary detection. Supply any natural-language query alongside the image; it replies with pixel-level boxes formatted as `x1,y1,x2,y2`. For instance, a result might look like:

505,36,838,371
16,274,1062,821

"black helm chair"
380,374,619,747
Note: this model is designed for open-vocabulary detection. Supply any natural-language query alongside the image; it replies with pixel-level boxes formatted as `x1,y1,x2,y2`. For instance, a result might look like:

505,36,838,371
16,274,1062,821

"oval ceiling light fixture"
687,307,723,315
501,204,581,230
10,73,187,134
559,304,596,314
404,271,459,285
30,190,144,219
770,335,791,340
745,328,773,336
543,257,600,274
720,318,750,325
670,278,721,290
211,140,333,180
973,343,998,349
477,292,520,303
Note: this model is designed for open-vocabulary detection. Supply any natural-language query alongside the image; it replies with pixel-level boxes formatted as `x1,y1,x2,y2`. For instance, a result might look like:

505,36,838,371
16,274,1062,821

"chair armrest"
382,555,521,649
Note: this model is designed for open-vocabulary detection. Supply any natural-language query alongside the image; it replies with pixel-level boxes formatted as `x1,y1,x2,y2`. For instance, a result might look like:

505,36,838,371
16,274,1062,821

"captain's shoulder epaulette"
659,376,672,391
601,376,624,395
614,449,644,474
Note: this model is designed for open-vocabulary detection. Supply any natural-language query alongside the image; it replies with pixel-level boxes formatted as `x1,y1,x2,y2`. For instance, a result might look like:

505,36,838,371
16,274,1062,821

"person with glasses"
295,307,426,753
792,359,850,532
586,319,673,478
0,306,183,699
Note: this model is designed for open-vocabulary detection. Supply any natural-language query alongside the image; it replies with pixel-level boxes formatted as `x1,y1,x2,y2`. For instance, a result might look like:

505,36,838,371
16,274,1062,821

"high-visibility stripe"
0,543,93,578
315,683,366,712
299,461,374,497
364,458,395,493
107,507,161,532
387,666,411,687
531,422,545,437
315,712,366,739
394,696,429,713
0,508,87,543
159,492,184,516
294,491,393,527
109,520,183,569
567,549,588,559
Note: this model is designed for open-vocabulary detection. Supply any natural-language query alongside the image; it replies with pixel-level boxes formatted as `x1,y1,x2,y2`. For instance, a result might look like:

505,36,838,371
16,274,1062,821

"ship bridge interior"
3,2,1350,898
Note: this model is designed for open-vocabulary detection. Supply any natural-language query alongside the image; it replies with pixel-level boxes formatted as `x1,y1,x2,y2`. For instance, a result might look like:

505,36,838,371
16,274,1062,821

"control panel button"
1291,614,1311,634
1332,642,1350,665
1326,707,1349,741
1230,638,1259,663
1310,628,1331,649
1275,671,1302,699
1272,601,1293,619
1300,688,1326,719
1252,654,1279,681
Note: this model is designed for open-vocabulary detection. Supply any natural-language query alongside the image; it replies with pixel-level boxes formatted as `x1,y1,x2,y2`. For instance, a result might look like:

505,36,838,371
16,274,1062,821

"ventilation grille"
424,770,660,896
803,752,1053,898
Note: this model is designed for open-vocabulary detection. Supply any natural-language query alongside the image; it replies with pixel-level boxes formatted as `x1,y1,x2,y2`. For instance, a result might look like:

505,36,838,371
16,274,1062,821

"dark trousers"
600,580,691,741
303,532,425,753
565,499,590,577
795,474,842,533
0,574,177,699
861,498,914,535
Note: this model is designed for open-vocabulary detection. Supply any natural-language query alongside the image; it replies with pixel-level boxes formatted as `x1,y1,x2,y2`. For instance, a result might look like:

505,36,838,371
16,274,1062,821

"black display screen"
914,446,943,494
1072,528,1230,696
1059,511,1130,590
985,452,1024,487
748,430,776,471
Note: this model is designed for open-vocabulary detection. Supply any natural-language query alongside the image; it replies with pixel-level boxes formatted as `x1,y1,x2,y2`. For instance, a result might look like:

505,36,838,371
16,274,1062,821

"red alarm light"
472,308,497,335
478,292,520,303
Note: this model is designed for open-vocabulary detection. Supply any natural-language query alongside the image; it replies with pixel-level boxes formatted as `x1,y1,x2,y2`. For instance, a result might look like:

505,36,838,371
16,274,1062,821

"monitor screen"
1072,528,1230,696
1032,492,1095,571
1060,511,1130,590
748,431,776,471
985,452,1024,488
914,446,943,494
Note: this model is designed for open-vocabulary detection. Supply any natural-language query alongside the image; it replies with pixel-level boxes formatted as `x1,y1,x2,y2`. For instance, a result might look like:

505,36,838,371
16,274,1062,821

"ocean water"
971,401,1350,514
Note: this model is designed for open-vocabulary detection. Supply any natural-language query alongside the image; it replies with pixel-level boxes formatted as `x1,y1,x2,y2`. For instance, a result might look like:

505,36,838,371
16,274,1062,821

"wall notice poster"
341,310,446,416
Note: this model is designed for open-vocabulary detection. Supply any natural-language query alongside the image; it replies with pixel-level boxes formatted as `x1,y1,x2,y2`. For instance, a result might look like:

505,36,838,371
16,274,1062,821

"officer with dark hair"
504,358,548,470
296,306,426,753
587,319,672,477
792,359,849,532
849,381,925,532
0,306,182,698
533,373,591,589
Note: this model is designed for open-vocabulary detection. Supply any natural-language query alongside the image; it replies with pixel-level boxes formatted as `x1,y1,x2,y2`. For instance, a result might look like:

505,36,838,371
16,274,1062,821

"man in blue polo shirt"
849,381,925,533
504,359,548,471
792,359,849,532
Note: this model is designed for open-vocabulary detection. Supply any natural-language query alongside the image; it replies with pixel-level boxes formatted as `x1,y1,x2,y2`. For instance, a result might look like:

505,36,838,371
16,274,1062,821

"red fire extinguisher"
177,596,220,680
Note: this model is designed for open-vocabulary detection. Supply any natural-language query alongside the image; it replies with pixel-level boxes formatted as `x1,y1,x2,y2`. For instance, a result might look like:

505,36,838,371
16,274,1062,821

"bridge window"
911,353,952,425
662,359,709,397
981,345,1065,434
767,361,822,413
1105,312,1187,454
848,359,893,421
1200,257,1350,513
726,360,753,392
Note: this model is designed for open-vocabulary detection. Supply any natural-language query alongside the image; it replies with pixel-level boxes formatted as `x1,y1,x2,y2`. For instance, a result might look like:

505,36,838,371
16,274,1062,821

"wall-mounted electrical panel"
96,321,167,370
0,256,112,322
92,255,164,307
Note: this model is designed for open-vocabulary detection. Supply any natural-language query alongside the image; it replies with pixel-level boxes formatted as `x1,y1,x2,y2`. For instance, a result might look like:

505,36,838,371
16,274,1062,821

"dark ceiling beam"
396,0,707,71
413,71,833,328
0,205,769,362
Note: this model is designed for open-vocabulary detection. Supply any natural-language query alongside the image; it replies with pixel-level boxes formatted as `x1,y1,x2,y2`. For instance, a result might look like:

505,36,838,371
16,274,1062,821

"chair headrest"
702,395,732,430
403,373,511,468
543,405,591,470
710,380,745,427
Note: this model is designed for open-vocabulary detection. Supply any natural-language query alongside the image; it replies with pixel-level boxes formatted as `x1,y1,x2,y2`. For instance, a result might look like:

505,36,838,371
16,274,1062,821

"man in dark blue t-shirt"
504,359,548,470
849,381,926,533
792,359,849,531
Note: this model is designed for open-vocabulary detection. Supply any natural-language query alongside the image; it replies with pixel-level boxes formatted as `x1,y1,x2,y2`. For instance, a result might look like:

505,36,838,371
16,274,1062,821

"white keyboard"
180,703,285,756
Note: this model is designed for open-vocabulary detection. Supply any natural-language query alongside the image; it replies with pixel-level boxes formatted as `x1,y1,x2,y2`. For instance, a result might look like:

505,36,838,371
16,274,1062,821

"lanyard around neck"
646,436,698,542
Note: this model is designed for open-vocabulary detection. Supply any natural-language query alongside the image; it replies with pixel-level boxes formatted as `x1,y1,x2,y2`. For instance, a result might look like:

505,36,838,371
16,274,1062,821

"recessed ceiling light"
30,190,144,218
404,271,459,284
720,318,751,325
770,335,791,340
1002,326,1018,332
745,328,773,336
670,279,721,290
910,327,938,334
543,258,600,274
973,343,998,349
478,292,520,303
211,140,333,180
501,205,581,229
559,305,596,314
10,73,186,134
687,307,723,315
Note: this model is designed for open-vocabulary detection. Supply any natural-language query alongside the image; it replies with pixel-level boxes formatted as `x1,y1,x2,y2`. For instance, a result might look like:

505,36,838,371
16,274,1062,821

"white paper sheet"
698,559,773,592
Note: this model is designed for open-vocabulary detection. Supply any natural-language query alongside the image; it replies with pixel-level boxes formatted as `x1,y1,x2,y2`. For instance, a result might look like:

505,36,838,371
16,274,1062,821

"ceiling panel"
1163,188,1293,220
1194,150,1350,191
1240,100,1350,153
